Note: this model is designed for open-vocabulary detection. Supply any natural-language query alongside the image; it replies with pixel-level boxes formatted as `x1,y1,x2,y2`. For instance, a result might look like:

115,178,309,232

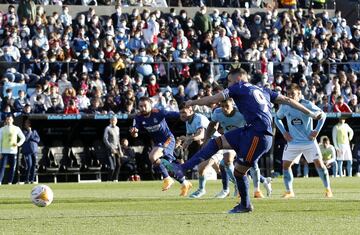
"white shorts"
337,144,352,161
282,142,321,164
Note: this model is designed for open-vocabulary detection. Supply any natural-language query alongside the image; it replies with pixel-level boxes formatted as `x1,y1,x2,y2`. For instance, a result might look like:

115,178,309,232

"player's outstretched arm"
203,121,218,144
185,93,225,107
274,94,322,120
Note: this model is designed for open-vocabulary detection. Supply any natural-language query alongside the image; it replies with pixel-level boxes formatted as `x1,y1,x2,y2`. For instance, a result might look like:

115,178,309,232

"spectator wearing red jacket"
147,75,160,97
333,96,352,113
64,99,79,114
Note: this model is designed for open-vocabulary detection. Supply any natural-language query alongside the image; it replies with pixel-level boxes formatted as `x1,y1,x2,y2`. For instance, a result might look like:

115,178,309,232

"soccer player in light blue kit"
178,104,221,199
274,84,333,198
206,98,272,199
168,68,321,213
130,97,192,196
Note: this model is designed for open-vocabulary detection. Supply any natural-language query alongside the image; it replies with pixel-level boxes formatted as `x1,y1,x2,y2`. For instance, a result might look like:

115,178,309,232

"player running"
130,97,192,196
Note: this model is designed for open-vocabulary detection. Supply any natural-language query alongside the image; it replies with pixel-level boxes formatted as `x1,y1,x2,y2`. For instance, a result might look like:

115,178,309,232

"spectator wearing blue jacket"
21,119,40,184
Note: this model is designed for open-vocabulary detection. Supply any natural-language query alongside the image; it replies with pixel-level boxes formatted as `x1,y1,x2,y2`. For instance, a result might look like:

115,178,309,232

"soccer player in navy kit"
130,97,192,196
168,68,322,213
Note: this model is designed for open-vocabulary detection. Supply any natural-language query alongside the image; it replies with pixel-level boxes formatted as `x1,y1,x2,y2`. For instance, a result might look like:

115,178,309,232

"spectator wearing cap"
194,6,212,38
334,96,352,113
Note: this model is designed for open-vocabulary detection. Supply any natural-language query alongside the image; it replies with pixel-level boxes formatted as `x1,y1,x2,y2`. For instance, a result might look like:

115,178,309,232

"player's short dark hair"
287,83,301,92
322,136,329,142
221,98,233,105
228,68,247,77
139,96,152,104
178,102,192,111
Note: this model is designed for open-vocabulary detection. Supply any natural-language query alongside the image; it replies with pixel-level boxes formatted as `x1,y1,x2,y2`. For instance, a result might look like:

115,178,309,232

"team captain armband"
222,88,230,99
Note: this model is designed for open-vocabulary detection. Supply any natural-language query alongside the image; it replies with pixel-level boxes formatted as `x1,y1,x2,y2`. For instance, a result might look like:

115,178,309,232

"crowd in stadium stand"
0,2,358,120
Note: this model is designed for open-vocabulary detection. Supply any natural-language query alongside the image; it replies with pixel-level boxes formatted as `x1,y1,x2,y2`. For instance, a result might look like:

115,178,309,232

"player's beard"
141,110,151,116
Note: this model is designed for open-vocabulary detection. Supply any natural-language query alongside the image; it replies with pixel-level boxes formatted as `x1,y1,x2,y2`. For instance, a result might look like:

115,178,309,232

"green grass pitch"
0,177,359,235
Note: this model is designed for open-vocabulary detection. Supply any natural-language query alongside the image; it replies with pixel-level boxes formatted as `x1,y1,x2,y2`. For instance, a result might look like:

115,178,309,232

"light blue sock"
316,167,330,189
199,176,206,190
225,163,236,185
346,160,353,177
249,167,260,190
337,160,343,177
283,169,293,192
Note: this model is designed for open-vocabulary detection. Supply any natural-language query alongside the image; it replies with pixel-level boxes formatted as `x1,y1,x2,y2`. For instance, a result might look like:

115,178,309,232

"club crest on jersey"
153,118,158,123
291,118,303,125
142,121,146,125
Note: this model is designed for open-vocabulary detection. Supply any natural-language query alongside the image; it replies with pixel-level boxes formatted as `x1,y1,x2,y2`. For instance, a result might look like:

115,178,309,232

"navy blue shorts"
224,127,273,167
155,136,176,162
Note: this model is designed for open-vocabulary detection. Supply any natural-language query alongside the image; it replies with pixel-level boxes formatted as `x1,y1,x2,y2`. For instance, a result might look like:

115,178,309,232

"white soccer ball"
31,185,54,207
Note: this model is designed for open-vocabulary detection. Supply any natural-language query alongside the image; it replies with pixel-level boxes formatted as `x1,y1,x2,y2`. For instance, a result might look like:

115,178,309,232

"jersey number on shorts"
253,89,268,112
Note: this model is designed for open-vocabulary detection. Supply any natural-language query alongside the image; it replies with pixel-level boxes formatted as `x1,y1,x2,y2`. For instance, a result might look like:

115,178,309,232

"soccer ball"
31,185,54,207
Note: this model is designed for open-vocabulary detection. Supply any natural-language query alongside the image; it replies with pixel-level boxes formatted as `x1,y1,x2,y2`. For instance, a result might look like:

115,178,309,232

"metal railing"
3,60,359,85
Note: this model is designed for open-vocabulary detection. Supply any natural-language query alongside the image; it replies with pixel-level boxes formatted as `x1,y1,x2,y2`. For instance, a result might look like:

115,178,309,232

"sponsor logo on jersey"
291,118,303,125
144,124,161,132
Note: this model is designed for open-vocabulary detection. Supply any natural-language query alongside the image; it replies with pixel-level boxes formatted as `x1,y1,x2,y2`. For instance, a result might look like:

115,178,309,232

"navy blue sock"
220,165,229,191
236,174,250,208
154,163,169,179
182,139,219,171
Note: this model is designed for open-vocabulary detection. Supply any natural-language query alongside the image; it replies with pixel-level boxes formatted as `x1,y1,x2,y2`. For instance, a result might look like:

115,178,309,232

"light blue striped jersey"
186,113,210,135
276,99,325,145
211,107,246,133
